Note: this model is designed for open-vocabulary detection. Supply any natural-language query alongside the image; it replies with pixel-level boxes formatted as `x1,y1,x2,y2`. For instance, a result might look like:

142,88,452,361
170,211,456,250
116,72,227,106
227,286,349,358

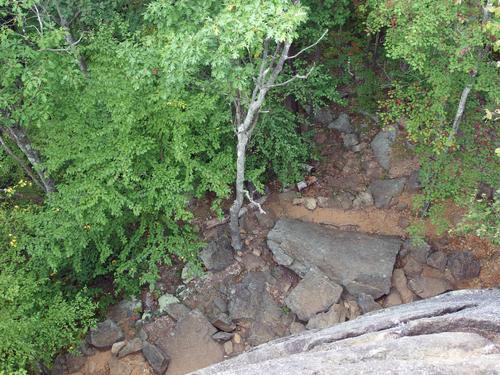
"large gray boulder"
369,178,406,208
267,219,401,298
192,289,500,375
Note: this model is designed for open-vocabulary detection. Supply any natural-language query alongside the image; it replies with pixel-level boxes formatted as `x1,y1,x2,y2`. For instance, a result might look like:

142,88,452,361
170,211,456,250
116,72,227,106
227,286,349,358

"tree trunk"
229,133,248,250
3,124,56,194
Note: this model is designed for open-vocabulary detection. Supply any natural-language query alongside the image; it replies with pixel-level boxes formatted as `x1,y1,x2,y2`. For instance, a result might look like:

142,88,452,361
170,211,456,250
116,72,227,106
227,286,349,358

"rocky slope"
192,289,500,375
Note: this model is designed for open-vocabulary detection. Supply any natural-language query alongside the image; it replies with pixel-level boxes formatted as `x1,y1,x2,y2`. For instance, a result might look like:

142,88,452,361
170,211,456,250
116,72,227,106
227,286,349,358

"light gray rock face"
371,128,397,170
89,319,124,349
328,112,353,133
285,270,343,321
192,289,500,375
267,219,401,298
369,178,406,208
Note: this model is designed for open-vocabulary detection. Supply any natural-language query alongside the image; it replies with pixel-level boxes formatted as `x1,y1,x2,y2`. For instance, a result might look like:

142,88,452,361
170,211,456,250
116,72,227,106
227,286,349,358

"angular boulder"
267,219,401,298
285,270,343,321
89,319,124,349
369,178,406,208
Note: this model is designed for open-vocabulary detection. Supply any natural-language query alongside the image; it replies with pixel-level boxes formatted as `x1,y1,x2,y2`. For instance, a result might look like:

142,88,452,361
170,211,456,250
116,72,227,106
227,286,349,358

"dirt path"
266,192,406,237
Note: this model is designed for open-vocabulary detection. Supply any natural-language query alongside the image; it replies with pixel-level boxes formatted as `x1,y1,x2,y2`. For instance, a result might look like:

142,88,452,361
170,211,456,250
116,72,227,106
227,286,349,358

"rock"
285,270,343,321
371,128,397,170
331,191,354,210
384,289,402,307
341,133,359,149
398,216,410,229
143,342,170,375
212,331,233,342
296,181,308,191
352,191,373,209
108,298,142,323
228,272,291,345
267,219,401,298
157,309,223,374
211,313,236,332
402,256,423,278
223,341,234,355
51,353,86,375
109,357,133,375
426,251,448,272
447,251,481,281
316,196,330,208
181,262,200,284
111,341,126,356
289,322,306,335
314,107,334,125
343,298,361,321
199,232,234,271
406,170,421,192
400,240,431,263
391,269,416,304
118,338,144,358
328,112,353,133
233,333,242,344
255,211,275,229
303,197,317,211
158,293,180,314
306,304,347,330
163,302,190,321
356,293,382,314
408,276,453,299
89,319,124,349
194,290,500,375
369,178,406,208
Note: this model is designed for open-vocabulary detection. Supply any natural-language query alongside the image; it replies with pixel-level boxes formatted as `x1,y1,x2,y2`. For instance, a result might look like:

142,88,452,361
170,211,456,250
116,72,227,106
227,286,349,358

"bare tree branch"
286,29,328,60
244,190,266,215
266,66,314,89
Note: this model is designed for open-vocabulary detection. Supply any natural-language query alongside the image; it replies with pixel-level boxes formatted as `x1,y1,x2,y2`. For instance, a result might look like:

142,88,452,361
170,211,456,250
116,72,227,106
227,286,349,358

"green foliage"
407,219,427,247
456,190,500,244
0,205,96,372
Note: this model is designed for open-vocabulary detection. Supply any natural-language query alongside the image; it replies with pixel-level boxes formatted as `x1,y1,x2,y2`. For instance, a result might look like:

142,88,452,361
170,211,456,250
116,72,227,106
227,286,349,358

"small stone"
371,128,397,170
316,196,330,208
118,338,143,358
401,240,431,263
89,319,124,349
328,112,353,133
351,144,362,152
352,191,374,209
384,289,402,307
306,304,347,330
233,333,242,344
447,251,481,281
398,216,410,229
211,313,236,332
408,276,453,299
212,331,233,342
392,268,416,304
111,341,126,356
142,342,170,375
292,197,305,205
427,251,448,272
396,202,409,211
289,322,306,335
403,255,423,277
343,298,361,320
331,191,355,210
252,248,262,257
342,133,359,149
369,178,406,208
297,181,308,191
356,293,382,314
303,197,317,211
223,341,234,355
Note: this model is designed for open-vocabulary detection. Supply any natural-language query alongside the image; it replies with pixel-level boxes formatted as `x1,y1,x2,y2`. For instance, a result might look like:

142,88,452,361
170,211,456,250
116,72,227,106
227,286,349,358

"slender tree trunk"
3,124,56,194
229,133,248,250
0,129,45,192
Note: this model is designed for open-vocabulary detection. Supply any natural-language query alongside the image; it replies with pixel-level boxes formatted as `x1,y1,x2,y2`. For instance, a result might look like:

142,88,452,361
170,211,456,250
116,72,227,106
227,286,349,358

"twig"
286,29,328,60
266,66,314,89
244,190,266,214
